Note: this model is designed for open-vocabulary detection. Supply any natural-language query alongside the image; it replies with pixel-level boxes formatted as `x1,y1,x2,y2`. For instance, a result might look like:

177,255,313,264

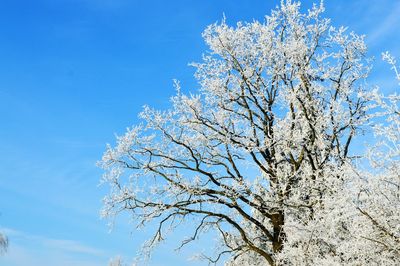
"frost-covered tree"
346,54,400,265
0,233,7,255
265,55,400,266
109,256,133,266
99,1,397,265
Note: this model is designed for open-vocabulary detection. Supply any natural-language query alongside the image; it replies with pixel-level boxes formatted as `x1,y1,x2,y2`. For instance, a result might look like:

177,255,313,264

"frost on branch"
274,56,400,266
99,1,398,265
348,55,400,264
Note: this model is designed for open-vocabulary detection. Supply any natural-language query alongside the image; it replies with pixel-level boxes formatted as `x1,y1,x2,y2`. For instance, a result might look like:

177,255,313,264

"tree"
99,1,398,265
262,57,400,266
346,54,400,265
109,256,132,266
0,233,7,255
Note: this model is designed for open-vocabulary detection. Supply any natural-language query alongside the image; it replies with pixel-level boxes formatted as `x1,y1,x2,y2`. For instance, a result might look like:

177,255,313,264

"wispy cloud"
366,2,400,45
2,227,105,256
0,228,109,266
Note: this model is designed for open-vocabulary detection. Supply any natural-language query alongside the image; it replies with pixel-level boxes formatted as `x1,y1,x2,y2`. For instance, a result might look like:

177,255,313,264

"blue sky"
0,0,399,265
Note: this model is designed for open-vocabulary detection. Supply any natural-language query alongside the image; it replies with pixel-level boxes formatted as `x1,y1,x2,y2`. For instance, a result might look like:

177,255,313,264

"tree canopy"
99,1,399,265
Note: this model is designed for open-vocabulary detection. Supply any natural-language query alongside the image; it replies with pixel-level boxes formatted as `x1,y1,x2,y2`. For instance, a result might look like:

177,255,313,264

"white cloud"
366,2,400,45
0,228,109,266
